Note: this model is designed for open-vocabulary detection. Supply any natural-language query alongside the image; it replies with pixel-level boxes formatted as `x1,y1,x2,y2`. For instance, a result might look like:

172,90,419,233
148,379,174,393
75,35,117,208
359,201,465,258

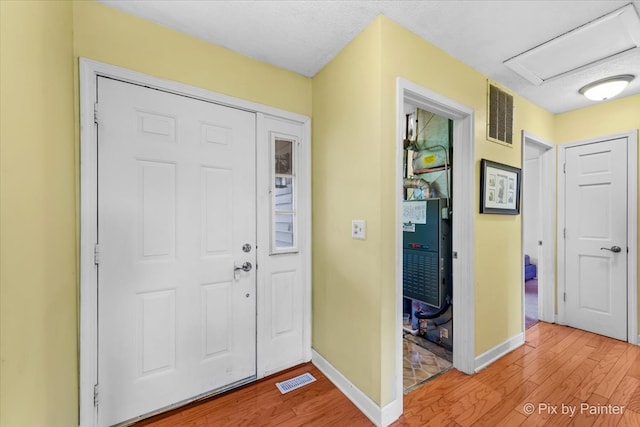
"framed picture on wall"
480,159,521,214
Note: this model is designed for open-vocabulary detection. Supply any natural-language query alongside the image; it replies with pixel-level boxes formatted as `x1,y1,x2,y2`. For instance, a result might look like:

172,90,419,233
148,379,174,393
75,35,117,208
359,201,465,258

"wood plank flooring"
136,363,371,427
137,322,640,426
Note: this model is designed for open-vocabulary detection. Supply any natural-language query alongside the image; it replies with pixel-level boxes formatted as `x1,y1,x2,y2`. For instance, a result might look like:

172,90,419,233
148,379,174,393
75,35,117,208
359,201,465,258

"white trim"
539,145,557,324
395,78,475,417
474,333,525,372
557,146,567,326
79,59,99,427
79,58,312,426
557,130,638,344
380,400,403,427
81,59,309,123
312,350,400,427
256,113,267,379
301,116,313,362
627,131,638,345
521,131,556,327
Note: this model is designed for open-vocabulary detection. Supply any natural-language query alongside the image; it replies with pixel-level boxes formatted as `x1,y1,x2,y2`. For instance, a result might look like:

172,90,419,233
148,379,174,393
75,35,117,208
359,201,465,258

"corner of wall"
0,1,78,425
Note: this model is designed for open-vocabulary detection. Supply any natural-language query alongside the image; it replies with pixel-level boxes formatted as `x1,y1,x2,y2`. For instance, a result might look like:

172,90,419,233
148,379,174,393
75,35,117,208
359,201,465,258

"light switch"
352,220,366,240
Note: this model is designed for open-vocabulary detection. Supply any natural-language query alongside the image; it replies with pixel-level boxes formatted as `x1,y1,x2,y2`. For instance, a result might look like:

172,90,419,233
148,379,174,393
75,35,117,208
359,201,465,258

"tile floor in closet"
403,333,452,393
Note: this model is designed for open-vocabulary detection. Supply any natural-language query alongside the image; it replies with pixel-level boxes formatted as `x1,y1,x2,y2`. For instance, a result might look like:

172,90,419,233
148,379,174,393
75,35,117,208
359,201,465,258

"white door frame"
393,78,475,419
557,130,638,344
78,58,312,426
521,131,556,326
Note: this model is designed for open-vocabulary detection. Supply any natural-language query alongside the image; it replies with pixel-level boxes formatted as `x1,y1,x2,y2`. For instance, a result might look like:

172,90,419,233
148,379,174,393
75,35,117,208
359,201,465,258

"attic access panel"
504,4,640,85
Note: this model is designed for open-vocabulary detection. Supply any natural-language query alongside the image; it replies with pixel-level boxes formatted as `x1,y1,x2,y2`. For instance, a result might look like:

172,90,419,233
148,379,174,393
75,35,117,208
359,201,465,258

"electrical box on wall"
351,220,366,240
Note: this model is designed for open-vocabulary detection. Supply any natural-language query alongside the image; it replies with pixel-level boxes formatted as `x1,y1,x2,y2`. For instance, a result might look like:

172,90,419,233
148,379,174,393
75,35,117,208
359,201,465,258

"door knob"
600,246,622,253
234,262,252,272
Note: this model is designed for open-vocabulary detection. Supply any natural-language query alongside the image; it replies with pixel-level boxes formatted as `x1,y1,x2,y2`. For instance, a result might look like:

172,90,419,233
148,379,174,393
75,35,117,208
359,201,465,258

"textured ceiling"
99,0,640,113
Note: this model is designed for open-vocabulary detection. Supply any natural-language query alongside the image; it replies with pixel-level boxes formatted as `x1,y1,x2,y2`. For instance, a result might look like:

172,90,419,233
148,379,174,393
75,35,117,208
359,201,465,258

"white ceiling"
99,0,640,114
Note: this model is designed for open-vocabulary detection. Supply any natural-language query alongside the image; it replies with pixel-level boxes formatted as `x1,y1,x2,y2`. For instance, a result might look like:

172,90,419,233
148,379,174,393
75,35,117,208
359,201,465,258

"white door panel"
97,77,256,426
256,116,308,376
564,138,627,341
263,257,304,371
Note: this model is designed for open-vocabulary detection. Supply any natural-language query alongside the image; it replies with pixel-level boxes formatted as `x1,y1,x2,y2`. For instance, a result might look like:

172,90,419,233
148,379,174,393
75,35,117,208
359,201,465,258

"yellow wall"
0,1,77,425
378,18,555,402
312,18,384,404
555,95,640,143
312,16,556,406
73,1,311,117
555,94,640,327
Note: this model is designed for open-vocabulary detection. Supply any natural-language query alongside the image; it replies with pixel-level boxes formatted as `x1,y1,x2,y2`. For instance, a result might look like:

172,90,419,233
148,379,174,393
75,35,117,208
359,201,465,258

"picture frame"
480,158,521,214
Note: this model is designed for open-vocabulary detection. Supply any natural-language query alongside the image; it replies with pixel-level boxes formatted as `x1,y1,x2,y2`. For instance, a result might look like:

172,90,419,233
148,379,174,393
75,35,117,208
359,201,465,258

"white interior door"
564,137,627,340
97,77,256,426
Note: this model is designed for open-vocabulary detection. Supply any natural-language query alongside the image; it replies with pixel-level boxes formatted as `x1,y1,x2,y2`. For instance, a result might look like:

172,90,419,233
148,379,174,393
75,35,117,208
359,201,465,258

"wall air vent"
487,82,513,145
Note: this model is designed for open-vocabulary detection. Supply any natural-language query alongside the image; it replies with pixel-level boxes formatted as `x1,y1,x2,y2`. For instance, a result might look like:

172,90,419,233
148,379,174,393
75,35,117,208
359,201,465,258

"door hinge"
93,102,99,124
93,384,99,407
563,163,566,174
563,292,566,302
94,243,100,266
563,228,566,239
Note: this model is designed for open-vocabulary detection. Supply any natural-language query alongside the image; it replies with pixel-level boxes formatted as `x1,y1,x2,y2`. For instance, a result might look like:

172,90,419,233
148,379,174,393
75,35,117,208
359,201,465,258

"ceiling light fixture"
579,75,635,101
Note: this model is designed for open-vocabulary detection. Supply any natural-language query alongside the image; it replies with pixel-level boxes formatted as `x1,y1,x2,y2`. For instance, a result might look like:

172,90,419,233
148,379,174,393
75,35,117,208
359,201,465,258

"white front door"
97,77,256,426
564,137,627,341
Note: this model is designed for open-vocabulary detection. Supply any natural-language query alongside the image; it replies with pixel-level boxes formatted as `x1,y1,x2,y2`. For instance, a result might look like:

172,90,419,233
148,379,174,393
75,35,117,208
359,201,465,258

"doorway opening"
401,107,454,392
395,78,475,412
521,132,555,332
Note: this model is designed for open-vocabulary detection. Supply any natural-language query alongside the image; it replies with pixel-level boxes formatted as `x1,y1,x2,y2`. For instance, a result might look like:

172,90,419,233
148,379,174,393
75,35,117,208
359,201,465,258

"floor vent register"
275,372,316,394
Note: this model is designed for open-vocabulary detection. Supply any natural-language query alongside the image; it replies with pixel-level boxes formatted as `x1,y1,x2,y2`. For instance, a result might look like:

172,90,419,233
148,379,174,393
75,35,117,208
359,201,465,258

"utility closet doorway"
522,131,555,331
401,106,454,393
395,79,474,419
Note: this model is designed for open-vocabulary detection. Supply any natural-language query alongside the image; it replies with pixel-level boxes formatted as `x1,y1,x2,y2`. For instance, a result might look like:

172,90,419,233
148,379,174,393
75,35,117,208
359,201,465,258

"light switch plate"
352,220,366,240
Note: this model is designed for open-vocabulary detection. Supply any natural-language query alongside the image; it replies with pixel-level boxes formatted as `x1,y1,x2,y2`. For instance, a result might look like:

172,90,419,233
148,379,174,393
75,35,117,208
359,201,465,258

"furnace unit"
402,198,452,311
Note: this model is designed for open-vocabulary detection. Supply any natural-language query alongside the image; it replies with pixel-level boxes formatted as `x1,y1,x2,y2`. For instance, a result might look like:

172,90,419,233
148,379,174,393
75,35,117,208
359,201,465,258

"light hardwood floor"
138,322,640,426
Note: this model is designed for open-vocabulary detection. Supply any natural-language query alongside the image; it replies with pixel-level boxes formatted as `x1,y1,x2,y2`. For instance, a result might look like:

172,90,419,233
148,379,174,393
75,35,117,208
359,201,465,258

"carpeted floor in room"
525,278,538,329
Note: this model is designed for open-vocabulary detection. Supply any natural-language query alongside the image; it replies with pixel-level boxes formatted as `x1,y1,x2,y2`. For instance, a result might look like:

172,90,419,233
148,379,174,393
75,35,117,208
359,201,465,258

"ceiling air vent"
487,82,513,145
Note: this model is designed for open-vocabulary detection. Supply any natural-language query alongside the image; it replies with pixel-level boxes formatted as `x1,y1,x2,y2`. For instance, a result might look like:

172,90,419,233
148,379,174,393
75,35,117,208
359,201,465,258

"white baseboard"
311,349,401,427
381,399,403,427
474,332,525,372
